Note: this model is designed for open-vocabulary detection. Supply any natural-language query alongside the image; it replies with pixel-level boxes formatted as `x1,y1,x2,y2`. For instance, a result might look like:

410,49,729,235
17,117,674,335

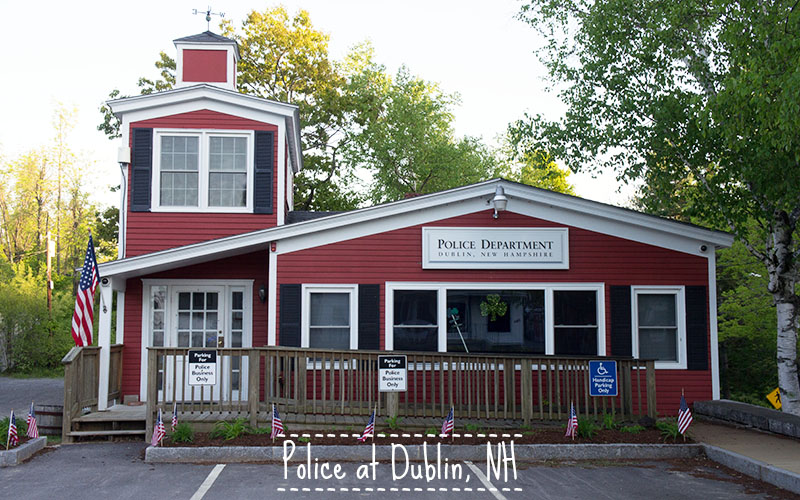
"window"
301,285,358,349
446,290,544,353
553,290,598,356
393,290,438,351
386,283,604,355
633,287,686,368
153,130,253,211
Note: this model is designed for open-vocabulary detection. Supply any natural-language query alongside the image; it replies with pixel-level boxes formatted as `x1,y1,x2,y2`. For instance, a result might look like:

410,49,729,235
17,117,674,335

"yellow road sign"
766,387,782,410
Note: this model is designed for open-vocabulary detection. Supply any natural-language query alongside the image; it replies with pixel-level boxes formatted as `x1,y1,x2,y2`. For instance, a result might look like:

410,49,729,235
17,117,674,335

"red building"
95,31,733,417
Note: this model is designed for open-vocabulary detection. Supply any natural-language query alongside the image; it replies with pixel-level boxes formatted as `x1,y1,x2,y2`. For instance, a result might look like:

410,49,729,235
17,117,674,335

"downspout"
117,147,130,259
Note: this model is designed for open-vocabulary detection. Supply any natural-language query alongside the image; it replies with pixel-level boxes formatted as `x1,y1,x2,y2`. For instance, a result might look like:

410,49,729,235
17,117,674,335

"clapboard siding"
125,110,279,256
119,251,269,398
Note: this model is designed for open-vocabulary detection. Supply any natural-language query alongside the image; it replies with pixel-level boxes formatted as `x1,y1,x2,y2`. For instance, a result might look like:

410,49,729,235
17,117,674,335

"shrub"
601,413,619,430
655,420,681,442
424,426,439,436
576,417,598,439
463,423,484,433
384,415,402,430
170,422,194,443
619,425,645,434
0,416,28,447
209,418,249,440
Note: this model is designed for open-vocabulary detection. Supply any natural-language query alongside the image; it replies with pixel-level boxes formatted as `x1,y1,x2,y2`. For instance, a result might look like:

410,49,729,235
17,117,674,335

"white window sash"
631,286,687,370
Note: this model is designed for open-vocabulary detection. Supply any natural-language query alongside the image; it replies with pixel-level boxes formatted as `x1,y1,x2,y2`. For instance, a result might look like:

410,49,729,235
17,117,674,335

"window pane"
554,327,598,355
192,312,204,329
152,330,164,347
153,287,166,310
310,293,349,326
554,291,597,325
206,312,218,330
232,291,243,310
309,327,350,349
152,311,164,330
446,290,545,354
394,290,437,326
638,294,676,327
192,331,203,347
231,331,242,348
393,326,438,352
207,292,218,310
639,327,678,361
178,331,189,347
178,312,190,329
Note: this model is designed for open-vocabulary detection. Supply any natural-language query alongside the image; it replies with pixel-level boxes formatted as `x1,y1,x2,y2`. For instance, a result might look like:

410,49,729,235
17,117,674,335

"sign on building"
188,350,218,386
589,360,618,397
378,355,407,392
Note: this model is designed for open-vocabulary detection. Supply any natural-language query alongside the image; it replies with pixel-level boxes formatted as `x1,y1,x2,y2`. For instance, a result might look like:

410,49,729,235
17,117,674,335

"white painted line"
190,463,225,500
327,433,336,438
290,433,298,437
466,460,508,500
502,434,511,438
315,434,324,438
489,433,497,438
276,488,285,492
513,434,522,438
414,433,423,437
402,433,411,437
477,434,486,438
464,433,473,437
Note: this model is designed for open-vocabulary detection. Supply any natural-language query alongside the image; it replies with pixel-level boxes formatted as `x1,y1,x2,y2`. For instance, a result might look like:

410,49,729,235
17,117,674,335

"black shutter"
610,286,632,357
358,284,381,350
279,284,301,347
254,130,274,214
130,128,153,212
686,286,709,370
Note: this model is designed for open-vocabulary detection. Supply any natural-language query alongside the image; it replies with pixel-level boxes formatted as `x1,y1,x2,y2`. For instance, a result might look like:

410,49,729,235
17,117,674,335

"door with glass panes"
165,285,249,402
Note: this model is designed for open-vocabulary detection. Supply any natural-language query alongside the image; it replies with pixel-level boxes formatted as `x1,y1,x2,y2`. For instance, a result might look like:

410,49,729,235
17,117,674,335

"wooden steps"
68,430,146,437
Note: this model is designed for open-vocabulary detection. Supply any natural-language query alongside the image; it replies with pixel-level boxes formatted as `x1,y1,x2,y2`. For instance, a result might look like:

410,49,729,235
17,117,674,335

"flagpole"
373,404,377,443
681,388,686,442
272,404,275,444
5,410,9,450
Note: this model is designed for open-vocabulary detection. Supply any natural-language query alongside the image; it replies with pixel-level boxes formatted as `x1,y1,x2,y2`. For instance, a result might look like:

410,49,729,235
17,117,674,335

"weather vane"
193,6,225,31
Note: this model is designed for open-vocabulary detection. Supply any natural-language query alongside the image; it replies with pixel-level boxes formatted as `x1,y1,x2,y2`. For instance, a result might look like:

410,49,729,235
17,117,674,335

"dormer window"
153,130,253,212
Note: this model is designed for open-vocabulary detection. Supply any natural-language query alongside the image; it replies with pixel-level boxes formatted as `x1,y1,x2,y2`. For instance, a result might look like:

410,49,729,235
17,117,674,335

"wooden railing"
146,347,657,437
61,344,124,442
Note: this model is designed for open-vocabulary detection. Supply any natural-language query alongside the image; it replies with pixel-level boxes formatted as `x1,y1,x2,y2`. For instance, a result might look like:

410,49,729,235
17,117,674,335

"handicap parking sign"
589,360,618,397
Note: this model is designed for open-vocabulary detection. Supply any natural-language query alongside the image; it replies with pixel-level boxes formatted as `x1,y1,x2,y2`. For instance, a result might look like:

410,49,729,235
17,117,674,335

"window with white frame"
633,287,686,368
302,285,358,349
386,283,604,355
154,130,253,211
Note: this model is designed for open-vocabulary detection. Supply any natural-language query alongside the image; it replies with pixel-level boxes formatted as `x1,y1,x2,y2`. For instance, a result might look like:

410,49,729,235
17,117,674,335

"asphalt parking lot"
1,442,796,499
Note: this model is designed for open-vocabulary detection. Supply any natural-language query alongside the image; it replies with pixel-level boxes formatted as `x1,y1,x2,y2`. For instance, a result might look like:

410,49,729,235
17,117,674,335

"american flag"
271,404,284,439
171,402,178,432
26,402,39,439
357,410,375,442
678,394,693,435
7,410,19,448
565,402,578,438
151,409,165,447
441,407,454,437
70,236,99,347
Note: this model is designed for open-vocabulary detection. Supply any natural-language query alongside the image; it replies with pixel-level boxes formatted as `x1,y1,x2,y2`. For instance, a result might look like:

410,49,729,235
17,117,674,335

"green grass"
3,366,64,379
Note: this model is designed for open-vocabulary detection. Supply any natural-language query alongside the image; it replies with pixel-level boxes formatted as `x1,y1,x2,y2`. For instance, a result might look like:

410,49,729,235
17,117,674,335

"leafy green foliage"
514,0,800,414
479,294,508,322
298,436,311,443
576,417,598,439
0,416,28,447
655,420,681,442
462,423,484,434
619,425,645,434
384,415,402,431
601,413,619,431
209,418,250,440
170,422,194,443
424,426,439,436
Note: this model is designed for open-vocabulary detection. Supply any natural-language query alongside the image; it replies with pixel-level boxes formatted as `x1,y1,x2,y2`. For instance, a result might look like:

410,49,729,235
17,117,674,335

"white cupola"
173,31,240,91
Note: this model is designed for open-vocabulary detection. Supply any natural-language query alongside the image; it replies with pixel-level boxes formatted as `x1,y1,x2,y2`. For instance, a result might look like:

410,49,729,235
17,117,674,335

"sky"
0,0,636,208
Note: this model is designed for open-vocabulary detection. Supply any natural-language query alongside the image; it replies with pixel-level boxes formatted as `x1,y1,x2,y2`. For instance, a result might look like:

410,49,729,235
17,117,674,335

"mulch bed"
164,427,688,447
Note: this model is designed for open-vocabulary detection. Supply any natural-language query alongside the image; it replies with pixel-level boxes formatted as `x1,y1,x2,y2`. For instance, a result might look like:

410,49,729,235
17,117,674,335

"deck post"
146,348,157,442
520,359,532,426
97,281,114,411
61,347,80,444
248,350,260,427
386,392,399,420
645,360,657,418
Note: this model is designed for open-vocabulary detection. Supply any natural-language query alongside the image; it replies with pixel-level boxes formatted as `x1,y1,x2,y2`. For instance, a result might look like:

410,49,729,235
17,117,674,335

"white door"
164,286,251,403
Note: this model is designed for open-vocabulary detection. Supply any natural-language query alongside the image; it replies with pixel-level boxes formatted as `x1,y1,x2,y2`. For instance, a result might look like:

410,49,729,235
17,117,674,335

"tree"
512,0,800,413
344,65,498,203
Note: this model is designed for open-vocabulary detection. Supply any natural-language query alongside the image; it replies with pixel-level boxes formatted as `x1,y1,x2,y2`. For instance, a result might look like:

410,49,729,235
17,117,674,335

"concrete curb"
0,437,47,467
702,444,800,495
145,442,704,464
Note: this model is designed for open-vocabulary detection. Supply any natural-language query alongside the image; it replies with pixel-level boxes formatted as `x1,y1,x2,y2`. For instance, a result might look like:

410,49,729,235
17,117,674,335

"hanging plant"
480,294,507,322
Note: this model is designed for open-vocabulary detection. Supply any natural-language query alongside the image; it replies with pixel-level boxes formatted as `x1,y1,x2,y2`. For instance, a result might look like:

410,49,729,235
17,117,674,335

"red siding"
276,210,713,414
120,251,269,398
182,49,227,83
126,110,279,256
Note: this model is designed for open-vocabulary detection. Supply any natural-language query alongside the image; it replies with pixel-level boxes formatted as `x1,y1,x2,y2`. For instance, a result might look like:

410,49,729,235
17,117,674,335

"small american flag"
151,409,165,447
678,394,693,435
171,402,178,432
7,410,19,448
26,402,39,439
357,410,375,442
441,407,454,437
271,404,284,439
565,402,578,438
70,236,99,347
